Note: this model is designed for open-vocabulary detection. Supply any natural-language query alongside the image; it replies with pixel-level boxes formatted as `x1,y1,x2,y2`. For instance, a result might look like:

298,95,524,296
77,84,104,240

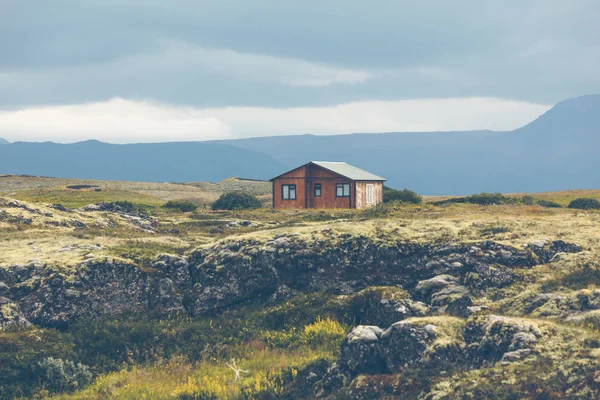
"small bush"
163,200,198,213
433,192,518,206
383,187,422,204
211,192,262,210
520,195,561,208
466,192,513,205
302,317,347,347
568,198,600,210
536,200,562,208
521,195,535,205
38,357,93,393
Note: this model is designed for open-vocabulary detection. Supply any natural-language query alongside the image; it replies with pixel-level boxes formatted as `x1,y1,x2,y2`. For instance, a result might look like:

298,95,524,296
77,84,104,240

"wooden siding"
272,165,307,209
355,181,384,209
273,164,354,209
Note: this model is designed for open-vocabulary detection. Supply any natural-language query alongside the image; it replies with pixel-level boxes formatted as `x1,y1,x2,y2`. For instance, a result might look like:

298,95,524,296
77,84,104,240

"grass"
13,188,164,209
49,316,346,400
52,346,334,400
511,189,600,207
5,179,600,398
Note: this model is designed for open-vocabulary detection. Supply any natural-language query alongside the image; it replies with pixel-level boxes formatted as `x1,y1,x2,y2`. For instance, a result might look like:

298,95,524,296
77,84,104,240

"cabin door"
366,184,374,206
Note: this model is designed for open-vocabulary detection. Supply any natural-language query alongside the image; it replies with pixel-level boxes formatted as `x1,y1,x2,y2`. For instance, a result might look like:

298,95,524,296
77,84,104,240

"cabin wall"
355,181,384,209
306,164,352,209
272,166,307,209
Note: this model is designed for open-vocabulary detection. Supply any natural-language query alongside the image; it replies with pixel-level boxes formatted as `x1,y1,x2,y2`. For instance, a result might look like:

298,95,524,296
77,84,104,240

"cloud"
146,40,372,87
2,1,599,110
0,99,231,143
0,97,550,143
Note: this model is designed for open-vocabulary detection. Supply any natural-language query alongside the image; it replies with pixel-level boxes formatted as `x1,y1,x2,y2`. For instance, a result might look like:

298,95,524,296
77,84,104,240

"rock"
0,297,31,330
466,305,490,315
347,325,384,344
348,287,430,327
415,275,459,299
268,284,297,303
527,238,551,249
526,239,582,263
500,348,532,364
444,294,473,317
0,282,9,296
464,315,542,364
431,284,470,307
339,321,434,376
51,204,68,212
0,236,583,328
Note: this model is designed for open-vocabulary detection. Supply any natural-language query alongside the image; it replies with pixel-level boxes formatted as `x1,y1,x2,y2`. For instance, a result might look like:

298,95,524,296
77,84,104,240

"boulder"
339,321,434,375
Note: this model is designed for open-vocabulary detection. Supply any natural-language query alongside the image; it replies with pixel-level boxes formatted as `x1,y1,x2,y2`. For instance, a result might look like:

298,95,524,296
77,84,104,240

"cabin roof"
271,161,386,181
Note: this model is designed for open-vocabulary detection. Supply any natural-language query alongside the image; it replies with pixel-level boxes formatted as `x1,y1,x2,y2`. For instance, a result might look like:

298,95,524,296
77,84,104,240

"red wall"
273,164,354,209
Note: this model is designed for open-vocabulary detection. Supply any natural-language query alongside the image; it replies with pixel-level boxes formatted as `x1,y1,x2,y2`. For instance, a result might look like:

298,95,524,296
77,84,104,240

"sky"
1,1,598,143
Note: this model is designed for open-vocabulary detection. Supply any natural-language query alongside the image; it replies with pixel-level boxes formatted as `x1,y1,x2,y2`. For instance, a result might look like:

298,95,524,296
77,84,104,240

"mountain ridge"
0,94,598,194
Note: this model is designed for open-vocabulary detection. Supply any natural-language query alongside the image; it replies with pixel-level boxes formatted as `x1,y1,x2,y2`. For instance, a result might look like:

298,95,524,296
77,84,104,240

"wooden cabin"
271,161,386,209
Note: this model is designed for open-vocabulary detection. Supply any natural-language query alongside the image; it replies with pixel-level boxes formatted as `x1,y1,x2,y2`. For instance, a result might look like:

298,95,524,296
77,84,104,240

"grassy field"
0,175,272,207
3,177,600,399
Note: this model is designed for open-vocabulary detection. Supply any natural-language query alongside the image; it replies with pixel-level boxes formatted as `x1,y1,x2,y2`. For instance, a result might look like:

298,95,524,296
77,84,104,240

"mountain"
220,94,600,194
0,138,8,144
0,140,284,182
0,95,598,194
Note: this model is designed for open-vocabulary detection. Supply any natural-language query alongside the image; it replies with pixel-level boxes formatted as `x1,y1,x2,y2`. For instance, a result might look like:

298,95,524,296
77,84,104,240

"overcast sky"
1,1,598,143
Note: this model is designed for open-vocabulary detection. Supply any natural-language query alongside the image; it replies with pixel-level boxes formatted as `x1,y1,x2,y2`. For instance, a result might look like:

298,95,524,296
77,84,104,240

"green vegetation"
535,199,562,208
568,197,600,210
383,187,423,204
162,200,198,213
0,328,77,399
5,177,600,399
212,191,262,210
13,188,163,209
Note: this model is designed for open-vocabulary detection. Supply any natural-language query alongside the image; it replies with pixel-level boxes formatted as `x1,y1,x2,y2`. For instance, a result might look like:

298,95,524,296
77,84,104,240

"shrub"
302,317,347,347
568,198,600,210
37,357,93,393
383,187,422,204
211,192,262,210
433,192,518,206
521,195,535,205
0,328,77,398
466,192,513,205
520,195,561,208
163,200,198,213
536,200,562,208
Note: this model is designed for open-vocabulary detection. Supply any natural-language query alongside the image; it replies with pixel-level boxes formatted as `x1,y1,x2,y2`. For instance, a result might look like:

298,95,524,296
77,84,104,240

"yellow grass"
52,346,334,400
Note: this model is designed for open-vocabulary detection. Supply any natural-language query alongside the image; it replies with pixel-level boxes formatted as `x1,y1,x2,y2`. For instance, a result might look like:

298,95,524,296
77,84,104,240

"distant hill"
0,138,8,144
0,141,284,183
220,94,600,194
0,95,598,194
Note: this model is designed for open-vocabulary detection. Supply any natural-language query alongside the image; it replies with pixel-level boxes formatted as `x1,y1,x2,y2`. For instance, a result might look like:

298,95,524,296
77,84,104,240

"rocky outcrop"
0,296,30,330
311,314,544,398
0,235,581,328
464,315,542,365
345,287,430,328
341,321,436,374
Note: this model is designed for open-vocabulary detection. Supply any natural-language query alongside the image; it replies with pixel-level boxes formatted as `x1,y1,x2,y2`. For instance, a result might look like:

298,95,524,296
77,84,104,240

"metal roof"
310,161,386,181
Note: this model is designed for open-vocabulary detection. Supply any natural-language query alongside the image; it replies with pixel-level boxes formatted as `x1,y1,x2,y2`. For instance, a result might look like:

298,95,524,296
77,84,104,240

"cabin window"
314,183,322,197
282,184,296,200
336,183,350,197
